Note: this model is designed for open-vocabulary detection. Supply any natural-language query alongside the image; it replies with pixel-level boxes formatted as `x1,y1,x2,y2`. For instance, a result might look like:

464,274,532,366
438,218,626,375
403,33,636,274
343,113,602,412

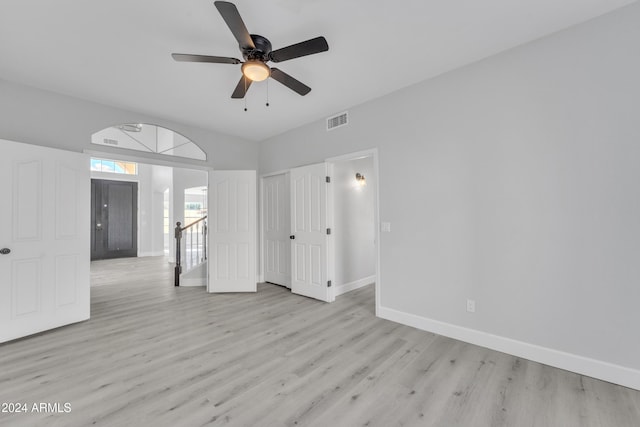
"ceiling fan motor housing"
243,34,272,62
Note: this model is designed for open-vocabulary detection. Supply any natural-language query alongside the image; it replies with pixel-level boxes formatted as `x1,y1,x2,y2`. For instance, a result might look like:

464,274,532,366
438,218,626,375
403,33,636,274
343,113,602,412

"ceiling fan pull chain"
266,79,270,107
244,77,248,111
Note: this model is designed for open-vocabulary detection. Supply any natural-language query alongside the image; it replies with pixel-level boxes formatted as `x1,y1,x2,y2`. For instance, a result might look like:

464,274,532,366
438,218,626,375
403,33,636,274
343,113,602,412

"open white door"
208,170,256,292
263,173,291,288
0,139,90,343
290,163,334,302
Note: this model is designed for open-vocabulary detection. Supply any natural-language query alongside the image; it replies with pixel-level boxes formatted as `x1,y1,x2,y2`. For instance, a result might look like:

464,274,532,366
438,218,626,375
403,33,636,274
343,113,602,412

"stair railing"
174,215,207,287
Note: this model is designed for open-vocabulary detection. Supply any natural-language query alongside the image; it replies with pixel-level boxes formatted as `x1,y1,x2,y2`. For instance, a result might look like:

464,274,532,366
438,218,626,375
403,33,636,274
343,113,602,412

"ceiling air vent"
327,111,348,131
103,138,119,146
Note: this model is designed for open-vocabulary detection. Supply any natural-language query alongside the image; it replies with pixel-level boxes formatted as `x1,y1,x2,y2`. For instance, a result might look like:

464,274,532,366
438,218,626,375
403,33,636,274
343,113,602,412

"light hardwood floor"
1,256,639,427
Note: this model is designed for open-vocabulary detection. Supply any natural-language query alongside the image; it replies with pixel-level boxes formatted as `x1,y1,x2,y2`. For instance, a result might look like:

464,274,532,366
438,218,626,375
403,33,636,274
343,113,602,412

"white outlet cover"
381,222,391,232
466,299,476,313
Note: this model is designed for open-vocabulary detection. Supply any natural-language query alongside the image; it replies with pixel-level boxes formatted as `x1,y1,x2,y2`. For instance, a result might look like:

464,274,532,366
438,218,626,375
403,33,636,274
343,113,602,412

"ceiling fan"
172,1,329,99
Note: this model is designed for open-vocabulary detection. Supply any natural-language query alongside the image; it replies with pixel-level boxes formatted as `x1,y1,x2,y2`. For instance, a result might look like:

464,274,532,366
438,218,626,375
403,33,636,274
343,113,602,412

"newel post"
174,222,182,287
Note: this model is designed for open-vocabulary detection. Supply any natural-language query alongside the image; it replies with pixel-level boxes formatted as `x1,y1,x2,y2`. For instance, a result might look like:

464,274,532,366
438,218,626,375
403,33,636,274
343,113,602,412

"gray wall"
0,79,259,170
259,3,640,375
333,157,376,287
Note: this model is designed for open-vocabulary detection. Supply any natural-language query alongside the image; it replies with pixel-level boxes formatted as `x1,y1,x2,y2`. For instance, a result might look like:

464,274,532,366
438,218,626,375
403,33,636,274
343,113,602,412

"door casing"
258,149,380,310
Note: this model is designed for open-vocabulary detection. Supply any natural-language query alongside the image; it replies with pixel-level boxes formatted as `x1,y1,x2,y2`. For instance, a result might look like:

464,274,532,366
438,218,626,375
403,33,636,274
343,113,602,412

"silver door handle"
0,248,11,255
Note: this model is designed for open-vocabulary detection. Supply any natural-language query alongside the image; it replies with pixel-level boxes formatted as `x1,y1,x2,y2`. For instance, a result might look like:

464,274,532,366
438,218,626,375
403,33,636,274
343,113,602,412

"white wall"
259,3,640,389
172,167,208,262
151,165,173,255
173,168,208,228
333,157,376,292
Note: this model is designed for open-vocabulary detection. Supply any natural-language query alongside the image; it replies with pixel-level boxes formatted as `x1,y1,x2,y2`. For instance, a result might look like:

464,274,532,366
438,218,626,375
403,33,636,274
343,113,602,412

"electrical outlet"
466,299,476,313
381,222,391,232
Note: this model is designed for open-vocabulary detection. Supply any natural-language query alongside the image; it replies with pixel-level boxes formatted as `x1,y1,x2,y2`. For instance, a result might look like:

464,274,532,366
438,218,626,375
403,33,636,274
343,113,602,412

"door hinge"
326,176,331,183
326,228,331,235
327,280,332,287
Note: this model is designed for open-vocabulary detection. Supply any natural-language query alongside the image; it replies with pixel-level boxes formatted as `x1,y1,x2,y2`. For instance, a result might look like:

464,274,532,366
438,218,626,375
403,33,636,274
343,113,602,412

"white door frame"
84,148,213,277
325,149,380,314
258,149,380,310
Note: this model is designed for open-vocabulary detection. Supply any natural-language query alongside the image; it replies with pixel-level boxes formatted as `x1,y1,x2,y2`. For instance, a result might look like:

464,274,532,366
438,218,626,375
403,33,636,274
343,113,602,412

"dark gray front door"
91,179,138,260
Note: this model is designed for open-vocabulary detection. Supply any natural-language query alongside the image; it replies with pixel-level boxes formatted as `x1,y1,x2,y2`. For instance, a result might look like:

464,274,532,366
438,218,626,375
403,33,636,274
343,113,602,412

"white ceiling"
0,0,635,141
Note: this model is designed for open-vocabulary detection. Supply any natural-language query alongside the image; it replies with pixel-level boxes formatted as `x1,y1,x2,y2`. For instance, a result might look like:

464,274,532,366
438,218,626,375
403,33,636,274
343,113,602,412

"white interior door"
263,173,291,288
208,170,256,292
0,139,90,343
290,163,333,302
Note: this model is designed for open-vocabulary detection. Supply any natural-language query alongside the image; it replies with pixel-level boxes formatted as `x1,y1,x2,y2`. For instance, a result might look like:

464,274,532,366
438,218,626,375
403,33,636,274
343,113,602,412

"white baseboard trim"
138,251,166,258
180,277,206,287
335,275,376,297
377,305,640,391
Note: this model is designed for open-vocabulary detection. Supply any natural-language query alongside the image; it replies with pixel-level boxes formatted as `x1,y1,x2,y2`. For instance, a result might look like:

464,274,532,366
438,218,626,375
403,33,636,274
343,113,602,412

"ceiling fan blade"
270,36,329,63
214,1,255,50
172,53,241,64
270,68,311,96
231,75,252,98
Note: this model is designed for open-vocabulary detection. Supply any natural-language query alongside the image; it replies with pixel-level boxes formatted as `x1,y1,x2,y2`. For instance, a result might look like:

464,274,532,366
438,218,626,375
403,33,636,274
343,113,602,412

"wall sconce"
355,173,366,186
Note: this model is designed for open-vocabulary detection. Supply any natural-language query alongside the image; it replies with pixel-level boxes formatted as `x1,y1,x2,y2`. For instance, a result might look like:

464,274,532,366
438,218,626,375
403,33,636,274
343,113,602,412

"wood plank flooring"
1,256,639,427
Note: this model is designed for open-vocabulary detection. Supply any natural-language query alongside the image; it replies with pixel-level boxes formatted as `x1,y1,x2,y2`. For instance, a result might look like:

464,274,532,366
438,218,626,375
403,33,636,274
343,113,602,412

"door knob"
0,248,11,255
289,235,295,240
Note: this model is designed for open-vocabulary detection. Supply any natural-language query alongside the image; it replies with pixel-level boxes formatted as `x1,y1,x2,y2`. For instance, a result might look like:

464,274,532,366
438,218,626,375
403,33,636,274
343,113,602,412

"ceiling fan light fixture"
241,60,270,82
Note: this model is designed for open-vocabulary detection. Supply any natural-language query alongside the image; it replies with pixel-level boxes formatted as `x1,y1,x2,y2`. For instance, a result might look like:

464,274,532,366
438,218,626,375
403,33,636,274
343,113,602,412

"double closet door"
263,163,333,303
0,138,90,343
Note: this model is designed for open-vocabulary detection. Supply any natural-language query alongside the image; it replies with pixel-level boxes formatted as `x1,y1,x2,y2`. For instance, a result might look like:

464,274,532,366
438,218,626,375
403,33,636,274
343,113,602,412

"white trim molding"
378,305,640,391
335,275,376,297
180,278,206,287
138,251,166,257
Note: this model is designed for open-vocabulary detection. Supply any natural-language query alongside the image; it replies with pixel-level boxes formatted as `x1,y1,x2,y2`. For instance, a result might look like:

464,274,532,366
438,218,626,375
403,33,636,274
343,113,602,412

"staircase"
174,216,207,286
